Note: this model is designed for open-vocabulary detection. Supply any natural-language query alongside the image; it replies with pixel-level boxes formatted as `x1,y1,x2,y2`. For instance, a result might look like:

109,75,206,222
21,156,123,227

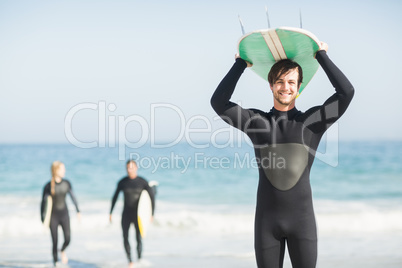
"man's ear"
269,83,273,92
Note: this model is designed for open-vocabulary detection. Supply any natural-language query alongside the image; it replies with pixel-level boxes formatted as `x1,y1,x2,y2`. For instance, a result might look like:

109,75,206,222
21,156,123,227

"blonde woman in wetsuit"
41,161,80,266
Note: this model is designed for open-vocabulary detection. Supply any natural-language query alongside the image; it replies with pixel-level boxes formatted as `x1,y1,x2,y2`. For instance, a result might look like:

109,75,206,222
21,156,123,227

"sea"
0,141,402,268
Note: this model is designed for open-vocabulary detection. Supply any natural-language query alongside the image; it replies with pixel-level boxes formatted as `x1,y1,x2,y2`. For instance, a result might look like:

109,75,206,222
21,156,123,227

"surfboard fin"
238,15,245,35
149,181,159,187
299,8,303,28
265,6,271,29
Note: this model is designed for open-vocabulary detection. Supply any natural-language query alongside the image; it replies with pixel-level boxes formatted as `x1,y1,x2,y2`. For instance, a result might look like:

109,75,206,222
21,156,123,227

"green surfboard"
238,27,321,96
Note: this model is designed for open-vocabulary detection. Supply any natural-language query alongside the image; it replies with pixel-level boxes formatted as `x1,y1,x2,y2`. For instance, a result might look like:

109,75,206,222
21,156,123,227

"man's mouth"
279,92,291,96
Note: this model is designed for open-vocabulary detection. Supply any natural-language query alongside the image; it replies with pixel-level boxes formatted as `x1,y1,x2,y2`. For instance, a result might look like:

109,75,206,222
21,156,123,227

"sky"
1,0,401,145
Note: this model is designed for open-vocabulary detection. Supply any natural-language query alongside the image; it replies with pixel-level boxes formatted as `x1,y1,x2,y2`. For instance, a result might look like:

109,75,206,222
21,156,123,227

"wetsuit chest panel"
258,143,309,191
124,187,143,208
53,181,70,211
119,178,148,211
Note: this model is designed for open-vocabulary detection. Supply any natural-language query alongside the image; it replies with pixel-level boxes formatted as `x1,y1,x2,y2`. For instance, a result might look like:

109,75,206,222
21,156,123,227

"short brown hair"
126,160,137,167
268,59,303,87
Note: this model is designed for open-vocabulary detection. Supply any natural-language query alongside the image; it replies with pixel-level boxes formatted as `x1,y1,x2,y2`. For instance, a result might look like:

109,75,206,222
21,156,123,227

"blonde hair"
50,161,64,196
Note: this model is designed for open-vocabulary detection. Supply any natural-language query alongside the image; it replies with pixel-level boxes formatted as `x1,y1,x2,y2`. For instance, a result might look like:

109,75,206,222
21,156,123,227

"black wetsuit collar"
270,107,299,118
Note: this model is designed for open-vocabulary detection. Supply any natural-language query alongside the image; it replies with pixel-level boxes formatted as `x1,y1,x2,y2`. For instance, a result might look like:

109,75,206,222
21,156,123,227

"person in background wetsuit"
41,161,80,267
211,42,354,268
110,160,155,268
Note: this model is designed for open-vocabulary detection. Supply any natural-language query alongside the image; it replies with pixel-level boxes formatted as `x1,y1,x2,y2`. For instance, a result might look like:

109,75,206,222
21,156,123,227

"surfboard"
43,195,53,227
238,27,321,96
137,181,158,238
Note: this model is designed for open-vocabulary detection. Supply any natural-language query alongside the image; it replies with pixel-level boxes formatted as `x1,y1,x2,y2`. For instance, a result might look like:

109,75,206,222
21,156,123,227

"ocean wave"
1,196,402,238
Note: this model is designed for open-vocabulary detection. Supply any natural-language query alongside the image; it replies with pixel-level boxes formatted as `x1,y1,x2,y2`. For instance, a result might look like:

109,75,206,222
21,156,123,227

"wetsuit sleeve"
144,181,156,216
110,181,121,214
67,181,80,213
40,183,50,222
304,51,355,133
211,58,255,132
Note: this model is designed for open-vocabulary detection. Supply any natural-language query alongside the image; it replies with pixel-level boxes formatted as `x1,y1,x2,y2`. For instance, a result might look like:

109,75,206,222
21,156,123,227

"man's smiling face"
270,68,300,110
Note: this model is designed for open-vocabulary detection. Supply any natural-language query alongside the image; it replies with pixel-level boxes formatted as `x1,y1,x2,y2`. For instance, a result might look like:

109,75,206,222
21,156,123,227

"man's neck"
273,103,295,111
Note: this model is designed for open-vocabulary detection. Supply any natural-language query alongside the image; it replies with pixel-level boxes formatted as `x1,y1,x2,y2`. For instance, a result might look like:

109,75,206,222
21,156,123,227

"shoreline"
1,231,401,268
1,197,402,267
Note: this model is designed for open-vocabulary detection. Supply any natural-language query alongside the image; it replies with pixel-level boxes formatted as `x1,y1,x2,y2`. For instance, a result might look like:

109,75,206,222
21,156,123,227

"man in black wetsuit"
211,43,354,268
110,160,155,268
